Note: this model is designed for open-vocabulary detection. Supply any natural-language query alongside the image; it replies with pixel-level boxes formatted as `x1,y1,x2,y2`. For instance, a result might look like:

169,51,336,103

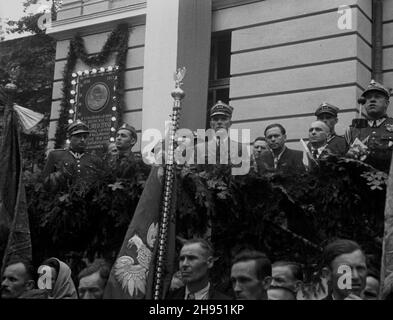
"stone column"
142,0,212,142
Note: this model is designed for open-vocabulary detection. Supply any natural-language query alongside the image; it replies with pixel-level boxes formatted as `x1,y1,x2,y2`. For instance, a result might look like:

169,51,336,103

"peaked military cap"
361,79,391,99
117,123,137,139
67,120,89,136
315,102,339,117
210,100,234,118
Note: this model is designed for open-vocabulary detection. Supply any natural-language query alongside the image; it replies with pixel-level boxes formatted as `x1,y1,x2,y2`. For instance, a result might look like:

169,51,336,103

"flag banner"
0,106,32,272
104,166,177,299
300,138,317,168
12,104,44,133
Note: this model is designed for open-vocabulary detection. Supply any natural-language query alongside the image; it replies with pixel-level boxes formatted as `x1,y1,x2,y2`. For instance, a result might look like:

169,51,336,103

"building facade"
47,0,393,151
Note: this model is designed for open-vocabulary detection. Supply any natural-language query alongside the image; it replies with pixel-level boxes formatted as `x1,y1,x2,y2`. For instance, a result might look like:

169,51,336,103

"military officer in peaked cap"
43,120,101,188
345,79,393,172
190,100,250,175
315,102,348,156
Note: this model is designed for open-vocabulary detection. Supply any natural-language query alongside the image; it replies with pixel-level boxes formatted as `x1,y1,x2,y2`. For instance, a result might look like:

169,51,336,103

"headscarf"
42,257,77,299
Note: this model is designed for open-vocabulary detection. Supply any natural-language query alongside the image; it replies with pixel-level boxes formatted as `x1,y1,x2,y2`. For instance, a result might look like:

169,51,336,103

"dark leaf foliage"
26,156,151,265
24,156,386,289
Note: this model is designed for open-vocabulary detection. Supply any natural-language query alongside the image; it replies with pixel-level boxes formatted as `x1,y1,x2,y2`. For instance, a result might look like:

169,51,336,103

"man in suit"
321,239,367,300
43,120,101,188
345,79,393,172
167,238,229,300
230,249,272,300
307,121,333,161
315,102,348,156
257,123,304,174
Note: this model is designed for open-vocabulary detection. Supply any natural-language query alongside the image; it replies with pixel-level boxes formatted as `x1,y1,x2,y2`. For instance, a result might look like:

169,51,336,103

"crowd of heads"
0,257,111,300
1,238,392,300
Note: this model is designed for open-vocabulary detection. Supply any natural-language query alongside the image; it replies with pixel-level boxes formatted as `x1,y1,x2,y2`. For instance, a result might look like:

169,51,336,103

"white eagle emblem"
114,222,158,297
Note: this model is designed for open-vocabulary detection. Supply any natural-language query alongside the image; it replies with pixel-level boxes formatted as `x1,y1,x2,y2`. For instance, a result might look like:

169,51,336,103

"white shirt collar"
310,144,327,157
184,282,210,300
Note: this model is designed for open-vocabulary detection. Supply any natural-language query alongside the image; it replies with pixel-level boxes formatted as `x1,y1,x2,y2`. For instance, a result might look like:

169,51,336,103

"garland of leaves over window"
54,23,129,148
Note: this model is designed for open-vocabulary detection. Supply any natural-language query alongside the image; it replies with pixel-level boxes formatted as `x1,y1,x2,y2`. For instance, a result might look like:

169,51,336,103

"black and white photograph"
0,0,393,309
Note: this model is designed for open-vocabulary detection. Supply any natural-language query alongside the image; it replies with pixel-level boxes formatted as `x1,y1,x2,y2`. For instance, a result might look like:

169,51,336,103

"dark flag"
104,166,177,299
0,103,32,273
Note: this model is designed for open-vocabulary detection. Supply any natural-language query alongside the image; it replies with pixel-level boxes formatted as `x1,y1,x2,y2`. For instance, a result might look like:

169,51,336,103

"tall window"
207,32,231,126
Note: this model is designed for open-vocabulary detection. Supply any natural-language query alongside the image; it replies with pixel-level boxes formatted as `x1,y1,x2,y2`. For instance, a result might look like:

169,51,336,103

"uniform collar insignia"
386,123,393,132
69,150,84,159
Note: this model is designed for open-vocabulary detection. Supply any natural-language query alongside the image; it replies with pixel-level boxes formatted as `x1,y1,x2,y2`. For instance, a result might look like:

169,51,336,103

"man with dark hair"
110,123,141,178
257,123,304,174
1,257,35,299
321,239,367,300
271,261,303,297
230,249,272,300
253,137,268,158
78,259,111,299
251,137,268,173
167,238,229,300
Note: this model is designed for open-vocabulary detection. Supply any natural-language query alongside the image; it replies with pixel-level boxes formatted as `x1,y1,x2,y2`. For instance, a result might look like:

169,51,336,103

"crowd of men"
1,79,393,300
252,80,393,174
41,79,393,186
2,238,393,300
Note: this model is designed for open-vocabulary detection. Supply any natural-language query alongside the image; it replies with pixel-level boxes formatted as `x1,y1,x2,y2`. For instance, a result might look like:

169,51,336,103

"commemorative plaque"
69,66,119,153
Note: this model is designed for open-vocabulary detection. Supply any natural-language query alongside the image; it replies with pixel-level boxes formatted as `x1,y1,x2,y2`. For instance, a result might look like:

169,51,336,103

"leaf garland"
54,23,130,148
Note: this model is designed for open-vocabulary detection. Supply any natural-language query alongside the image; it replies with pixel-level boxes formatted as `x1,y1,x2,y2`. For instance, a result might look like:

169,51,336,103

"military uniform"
43,148,101,180
43,120,101,186
189,101,250,175
109,123,145,178
345,80,393,172
315,102,348,156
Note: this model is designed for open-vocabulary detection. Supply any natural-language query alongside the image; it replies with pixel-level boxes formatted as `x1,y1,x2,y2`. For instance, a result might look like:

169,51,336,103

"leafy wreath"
54,23,130,148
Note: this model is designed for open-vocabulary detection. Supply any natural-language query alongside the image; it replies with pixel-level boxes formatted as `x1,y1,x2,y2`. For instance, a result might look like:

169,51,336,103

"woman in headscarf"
39,257,78,299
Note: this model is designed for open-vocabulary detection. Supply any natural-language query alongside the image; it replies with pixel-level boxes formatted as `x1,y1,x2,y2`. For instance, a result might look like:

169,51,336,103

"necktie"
312,148,319,159
372,120,377,128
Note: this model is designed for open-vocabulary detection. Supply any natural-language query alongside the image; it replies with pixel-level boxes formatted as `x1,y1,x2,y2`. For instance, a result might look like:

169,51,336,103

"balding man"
1,257,35,299
307,121,333,161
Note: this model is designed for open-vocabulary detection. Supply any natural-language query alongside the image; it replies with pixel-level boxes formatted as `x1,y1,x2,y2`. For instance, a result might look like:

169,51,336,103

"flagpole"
153,68,186,300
